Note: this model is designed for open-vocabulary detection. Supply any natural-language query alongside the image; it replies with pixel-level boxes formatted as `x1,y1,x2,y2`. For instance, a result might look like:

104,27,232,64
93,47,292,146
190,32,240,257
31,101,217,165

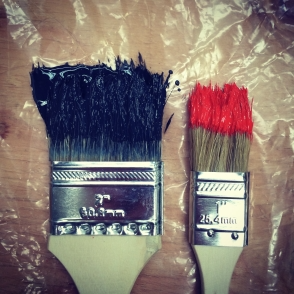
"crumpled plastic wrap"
0,0,294,293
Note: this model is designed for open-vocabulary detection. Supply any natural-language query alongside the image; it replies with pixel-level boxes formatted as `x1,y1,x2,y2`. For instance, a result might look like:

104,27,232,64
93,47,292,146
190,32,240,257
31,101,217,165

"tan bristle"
191,128,251,172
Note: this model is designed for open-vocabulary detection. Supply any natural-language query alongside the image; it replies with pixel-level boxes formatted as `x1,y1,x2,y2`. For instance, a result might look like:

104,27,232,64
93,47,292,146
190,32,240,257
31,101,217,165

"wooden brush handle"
49,235,161,294
192,246,243,294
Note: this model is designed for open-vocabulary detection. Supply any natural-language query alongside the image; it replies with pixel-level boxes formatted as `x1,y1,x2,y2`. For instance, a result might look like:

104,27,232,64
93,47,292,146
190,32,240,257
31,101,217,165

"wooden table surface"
0,1,294,293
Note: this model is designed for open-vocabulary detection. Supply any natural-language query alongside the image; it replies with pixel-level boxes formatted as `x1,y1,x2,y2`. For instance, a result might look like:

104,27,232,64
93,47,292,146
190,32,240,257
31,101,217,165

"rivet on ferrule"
189,171,250,247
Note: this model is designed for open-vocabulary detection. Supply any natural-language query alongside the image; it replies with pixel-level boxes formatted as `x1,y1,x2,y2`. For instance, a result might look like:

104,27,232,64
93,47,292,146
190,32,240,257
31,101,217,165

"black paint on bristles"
164,113,174,134
30,54,174,162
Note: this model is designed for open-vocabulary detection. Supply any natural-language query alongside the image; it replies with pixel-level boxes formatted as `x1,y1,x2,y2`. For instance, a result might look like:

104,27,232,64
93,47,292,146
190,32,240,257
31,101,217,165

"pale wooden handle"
49,235,161,294
192,246,243,294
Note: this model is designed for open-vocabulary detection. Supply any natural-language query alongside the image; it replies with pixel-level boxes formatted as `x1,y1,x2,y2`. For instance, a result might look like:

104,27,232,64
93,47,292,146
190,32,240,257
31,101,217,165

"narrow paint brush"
30,55,178,294
188,82,253,294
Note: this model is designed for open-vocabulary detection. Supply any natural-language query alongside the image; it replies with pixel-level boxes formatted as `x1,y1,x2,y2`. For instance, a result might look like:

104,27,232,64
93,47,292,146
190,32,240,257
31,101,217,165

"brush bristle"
31,55,172,162
188,83,253,172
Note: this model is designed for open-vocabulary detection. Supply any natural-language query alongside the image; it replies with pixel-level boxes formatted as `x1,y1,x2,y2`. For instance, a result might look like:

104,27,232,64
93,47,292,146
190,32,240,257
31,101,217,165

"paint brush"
30,54,178,294
188,82,253,294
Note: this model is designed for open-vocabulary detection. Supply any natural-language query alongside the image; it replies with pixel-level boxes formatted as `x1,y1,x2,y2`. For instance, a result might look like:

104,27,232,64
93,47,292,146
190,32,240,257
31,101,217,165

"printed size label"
195,198,246,231
51,185,159,223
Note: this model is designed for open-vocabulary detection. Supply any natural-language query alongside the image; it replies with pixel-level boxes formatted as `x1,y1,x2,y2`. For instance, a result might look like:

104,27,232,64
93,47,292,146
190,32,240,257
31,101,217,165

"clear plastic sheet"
0,0,293,293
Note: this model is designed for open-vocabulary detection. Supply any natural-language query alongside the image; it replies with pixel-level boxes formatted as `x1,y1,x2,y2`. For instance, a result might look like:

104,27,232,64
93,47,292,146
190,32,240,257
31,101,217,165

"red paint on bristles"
188,82,253,139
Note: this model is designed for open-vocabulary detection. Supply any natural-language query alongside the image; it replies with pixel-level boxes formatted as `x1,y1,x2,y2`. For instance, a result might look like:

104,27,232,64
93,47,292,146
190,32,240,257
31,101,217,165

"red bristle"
236,87,248,134
188,82,253,138
210,85,222,133
219,104,234,136
189,83,212,129
226,83,240,135
199,84,213,130
248,98,254,139
232,84,253,139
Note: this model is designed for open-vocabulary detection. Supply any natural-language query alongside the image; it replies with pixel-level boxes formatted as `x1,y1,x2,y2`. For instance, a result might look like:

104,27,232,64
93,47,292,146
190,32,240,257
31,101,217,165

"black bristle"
164,113,174,134
165,79,181,104
30,55,175,162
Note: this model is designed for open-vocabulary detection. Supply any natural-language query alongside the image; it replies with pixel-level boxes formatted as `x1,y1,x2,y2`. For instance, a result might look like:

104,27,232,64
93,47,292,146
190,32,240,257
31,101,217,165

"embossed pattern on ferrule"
50,161,163,236
189,171,249,247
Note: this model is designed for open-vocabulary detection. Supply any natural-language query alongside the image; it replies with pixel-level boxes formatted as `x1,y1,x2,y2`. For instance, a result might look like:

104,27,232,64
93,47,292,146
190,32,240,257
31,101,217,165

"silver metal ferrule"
189,171,250,247
50,161,163,236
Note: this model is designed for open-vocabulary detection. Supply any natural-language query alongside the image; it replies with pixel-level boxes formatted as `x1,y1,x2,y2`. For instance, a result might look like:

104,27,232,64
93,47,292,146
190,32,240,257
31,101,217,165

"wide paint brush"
30,55,178,294
188,83,253,294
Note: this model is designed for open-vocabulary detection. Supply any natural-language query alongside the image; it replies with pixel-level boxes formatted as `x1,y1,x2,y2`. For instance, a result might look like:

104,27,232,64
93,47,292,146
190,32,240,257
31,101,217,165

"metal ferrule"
50,161,163,236
189,172,250,247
